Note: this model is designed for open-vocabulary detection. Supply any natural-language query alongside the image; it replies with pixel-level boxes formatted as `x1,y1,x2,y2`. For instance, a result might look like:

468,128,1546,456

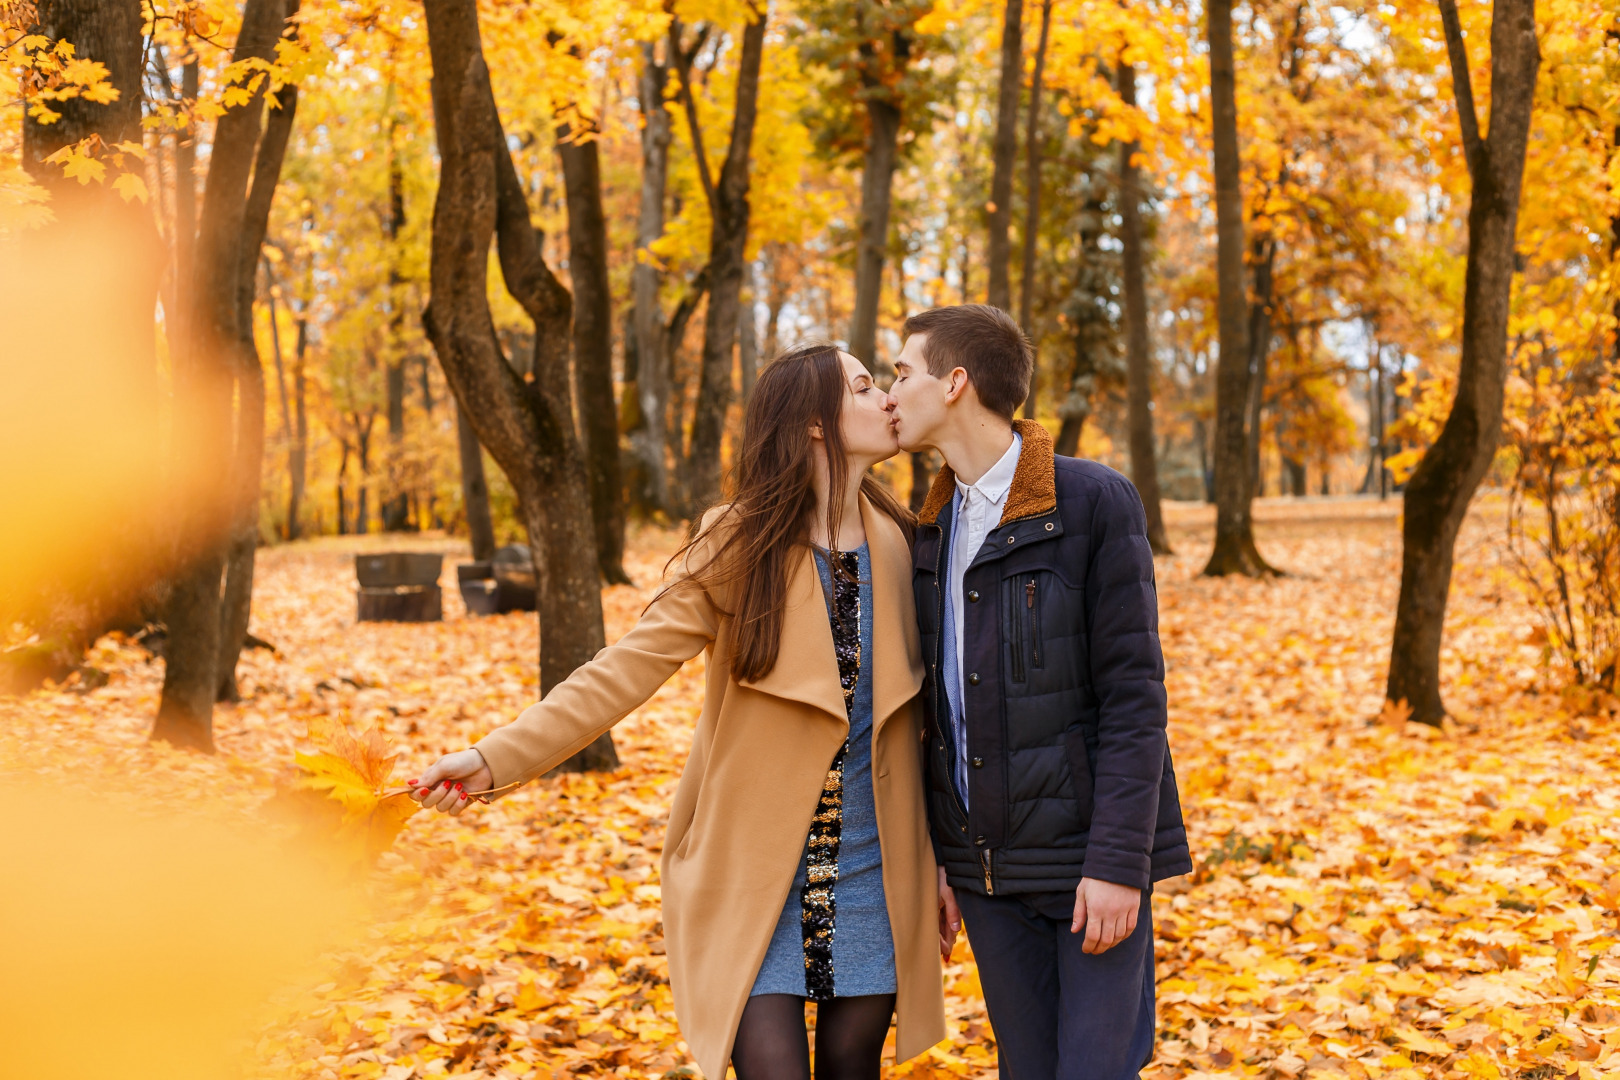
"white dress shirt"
948,430,1022,805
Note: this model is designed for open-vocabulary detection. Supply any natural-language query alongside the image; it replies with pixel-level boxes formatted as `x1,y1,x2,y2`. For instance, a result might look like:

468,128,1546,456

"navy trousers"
955,887,1156,1080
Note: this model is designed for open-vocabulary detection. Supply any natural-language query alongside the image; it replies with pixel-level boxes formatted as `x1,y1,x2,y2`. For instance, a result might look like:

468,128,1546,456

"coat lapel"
735,494,924,728
734,544,849,722
863,495,925,732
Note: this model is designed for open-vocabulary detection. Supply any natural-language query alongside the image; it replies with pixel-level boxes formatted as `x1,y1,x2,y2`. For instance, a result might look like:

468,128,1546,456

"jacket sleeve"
473,558,722,796
1079,478,1167,890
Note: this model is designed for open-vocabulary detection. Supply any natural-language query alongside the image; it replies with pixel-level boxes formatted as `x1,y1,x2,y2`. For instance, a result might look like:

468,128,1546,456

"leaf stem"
376,779,526,804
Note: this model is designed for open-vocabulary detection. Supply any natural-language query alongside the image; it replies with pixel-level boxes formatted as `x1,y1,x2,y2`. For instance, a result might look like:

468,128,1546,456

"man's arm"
1073,478,1167,950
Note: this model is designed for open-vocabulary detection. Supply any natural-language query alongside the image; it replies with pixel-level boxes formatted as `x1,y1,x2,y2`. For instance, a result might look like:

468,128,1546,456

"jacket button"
967,590,979,602
974,835,987,846
972,757,984,768
1007,536,1015,544
967,672,980,686
1045,522,1055,531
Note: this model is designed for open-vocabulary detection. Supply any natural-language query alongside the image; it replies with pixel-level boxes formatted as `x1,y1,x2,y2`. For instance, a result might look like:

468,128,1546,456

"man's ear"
942,367,971,405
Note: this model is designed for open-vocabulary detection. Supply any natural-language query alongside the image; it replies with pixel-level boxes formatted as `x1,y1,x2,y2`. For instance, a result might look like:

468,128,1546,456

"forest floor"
4,497,1618,1080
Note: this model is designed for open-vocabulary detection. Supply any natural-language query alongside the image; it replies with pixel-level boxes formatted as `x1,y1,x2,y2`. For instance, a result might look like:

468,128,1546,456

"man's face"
887,334,952,453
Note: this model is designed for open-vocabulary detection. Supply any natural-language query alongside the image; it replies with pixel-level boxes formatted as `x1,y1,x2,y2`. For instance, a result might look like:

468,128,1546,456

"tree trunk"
1361,336,1385,495
382,142,412,532
1201,0,1271,577
985,0,1024,311
1017,0,1052,416
288,292,309,540
456,402,496,561
355,419,372,533
630,42,672,516
1243,238,1276,508
1054,160,1104,458
684,9,768,513
422,0,615,770
154,0,293,751
1117,57,1171,555
849,96,903,366
1283,456,1306,496
558,126,629,583
1387,0,1539,726
909,451,935,513
217,38,299,703
739,259,759,401
175,59,199,339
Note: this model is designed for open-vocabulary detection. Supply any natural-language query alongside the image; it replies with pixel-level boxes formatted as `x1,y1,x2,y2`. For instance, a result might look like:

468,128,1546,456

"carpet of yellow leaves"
3,498,1617,1080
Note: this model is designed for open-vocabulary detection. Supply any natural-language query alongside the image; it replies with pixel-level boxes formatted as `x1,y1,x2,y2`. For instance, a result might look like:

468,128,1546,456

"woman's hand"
408,749,493,818
938,865,961,960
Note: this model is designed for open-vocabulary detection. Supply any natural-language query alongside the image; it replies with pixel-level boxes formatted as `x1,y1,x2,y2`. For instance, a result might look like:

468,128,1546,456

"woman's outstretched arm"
413,571,720,815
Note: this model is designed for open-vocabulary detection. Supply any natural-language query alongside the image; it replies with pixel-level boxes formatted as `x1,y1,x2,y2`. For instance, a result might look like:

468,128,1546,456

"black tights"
731,993,896,1080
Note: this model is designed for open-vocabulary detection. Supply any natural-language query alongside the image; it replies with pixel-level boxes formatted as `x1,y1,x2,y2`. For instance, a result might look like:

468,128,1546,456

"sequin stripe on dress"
801,550,862,1001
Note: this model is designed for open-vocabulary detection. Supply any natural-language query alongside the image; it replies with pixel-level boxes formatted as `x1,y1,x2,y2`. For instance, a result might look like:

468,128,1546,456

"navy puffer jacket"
912,420,1192,896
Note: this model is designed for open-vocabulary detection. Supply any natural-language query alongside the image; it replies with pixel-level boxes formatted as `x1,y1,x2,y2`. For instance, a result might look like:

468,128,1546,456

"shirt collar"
955,430,1022,505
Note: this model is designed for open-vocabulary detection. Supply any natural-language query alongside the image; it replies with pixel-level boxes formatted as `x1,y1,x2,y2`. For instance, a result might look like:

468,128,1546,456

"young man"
887,304,1191,1079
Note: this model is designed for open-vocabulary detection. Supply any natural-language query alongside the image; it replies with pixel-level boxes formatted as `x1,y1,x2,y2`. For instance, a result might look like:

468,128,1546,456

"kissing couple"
412,304,1192,1080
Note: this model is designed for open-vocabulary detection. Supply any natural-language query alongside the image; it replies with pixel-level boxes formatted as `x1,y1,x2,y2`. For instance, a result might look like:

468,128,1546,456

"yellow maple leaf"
292,719,419,859
60,58,111,87
111,172,148,204
1391,1025,1451,1056
58,149,106,185
1379,698,1413,728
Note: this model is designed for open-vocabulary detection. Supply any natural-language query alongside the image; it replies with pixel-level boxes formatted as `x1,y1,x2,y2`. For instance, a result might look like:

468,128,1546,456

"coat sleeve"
472,533,725,794
1079,478,1167,890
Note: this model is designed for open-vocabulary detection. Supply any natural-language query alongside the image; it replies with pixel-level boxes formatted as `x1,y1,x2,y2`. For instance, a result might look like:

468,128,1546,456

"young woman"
409,344,951,1080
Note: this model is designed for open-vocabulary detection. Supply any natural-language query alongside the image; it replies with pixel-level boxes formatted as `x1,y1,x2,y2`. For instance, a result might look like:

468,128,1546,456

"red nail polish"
406,778,418,785
459,792,467,800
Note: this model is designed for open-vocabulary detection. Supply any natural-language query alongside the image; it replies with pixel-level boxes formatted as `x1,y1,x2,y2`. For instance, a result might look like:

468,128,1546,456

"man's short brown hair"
901,304,1033,420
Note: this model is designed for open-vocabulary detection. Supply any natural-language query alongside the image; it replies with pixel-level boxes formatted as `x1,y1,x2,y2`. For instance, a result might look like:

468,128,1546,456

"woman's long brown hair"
668,342,915,683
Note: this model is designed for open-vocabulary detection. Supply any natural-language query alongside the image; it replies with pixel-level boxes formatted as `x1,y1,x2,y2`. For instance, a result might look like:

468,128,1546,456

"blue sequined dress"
749,543,898,1000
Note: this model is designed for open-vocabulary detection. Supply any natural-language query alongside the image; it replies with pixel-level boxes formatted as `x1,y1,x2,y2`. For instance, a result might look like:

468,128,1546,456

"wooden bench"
355,553,444,622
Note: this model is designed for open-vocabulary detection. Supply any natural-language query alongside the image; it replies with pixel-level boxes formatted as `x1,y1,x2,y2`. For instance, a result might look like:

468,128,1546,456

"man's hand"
938,865,962,960
1070,877,1141,954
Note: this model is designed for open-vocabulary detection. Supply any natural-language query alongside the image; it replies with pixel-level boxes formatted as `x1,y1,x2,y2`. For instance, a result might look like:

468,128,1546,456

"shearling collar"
917,418,1058,527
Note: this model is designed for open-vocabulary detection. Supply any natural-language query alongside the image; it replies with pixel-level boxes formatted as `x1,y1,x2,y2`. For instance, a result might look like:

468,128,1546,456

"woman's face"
837,351,900,463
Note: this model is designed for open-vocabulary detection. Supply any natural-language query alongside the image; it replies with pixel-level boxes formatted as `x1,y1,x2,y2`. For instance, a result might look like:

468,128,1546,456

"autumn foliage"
3,510,1617,1079
4,0,1620,1076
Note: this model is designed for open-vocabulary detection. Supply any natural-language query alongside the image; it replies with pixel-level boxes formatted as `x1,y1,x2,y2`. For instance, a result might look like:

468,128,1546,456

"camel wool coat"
472,495,947,1079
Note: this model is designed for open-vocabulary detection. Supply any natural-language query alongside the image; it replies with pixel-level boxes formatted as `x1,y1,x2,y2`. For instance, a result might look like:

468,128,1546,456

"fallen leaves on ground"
2,499,1616,1079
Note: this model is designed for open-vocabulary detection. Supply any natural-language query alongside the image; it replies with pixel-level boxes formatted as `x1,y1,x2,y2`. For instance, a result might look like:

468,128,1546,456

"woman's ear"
808,422,824,441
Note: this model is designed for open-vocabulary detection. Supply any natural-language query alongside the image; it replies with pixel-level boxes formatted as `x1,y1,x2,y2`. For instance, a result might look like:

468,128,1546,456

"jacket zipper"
1029,578,1043,669
980,848,994,894
1009,578,1025,682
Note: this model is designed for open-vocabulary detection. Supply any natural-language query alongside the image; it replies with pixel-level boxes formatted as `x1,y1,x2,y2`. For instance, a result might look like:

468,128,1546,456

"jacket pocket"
1029,577,1044,669
1062,728,1095,831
